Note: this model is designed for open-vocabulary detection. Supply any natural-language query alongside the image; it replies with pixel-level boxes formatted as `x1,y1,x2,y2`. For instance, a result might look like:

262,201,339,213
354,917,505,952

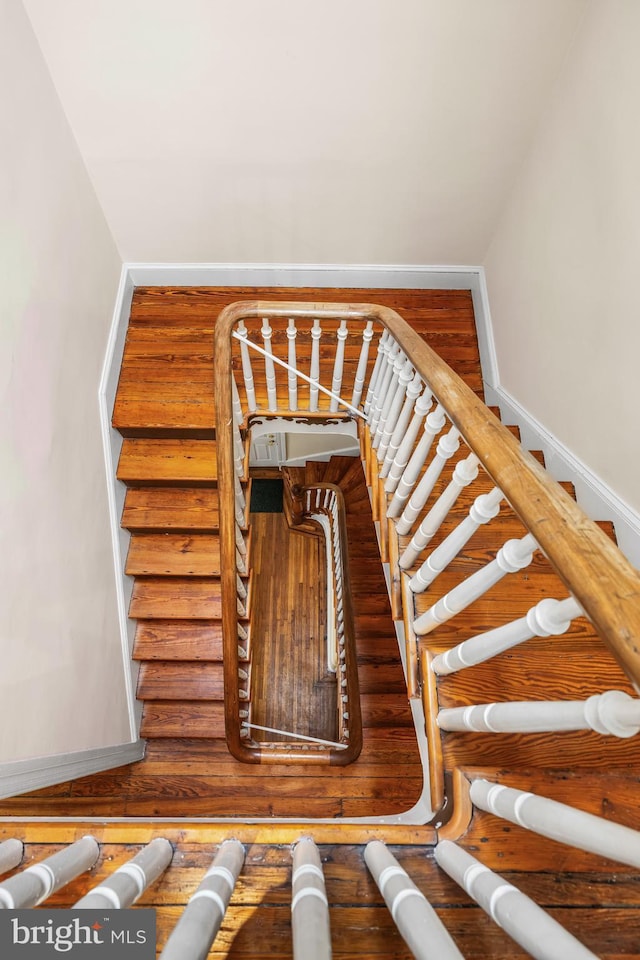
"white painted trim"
484,383,640,567
99,265,141,740
124,261,484,291
0,741,145,801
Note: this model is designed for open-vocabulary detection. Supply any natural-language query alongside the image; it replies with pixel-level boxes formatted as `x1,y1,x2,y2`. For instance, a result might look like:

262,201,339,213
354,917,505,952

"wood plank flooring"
248,512,335,743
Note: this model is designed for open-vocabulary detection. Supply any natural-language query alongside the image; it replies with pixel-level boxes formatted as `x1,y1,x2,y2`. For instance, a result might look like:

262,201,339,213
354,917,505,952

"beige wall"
0,0,130,761
484,0,640,514
22,0,583,263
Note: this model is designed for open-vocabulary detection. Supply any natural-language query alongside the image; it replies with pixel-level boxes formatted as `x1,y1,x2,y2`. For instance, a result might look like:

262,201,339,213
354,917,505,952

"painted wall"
484,0,640,515
0,0,131,762
22,0,584,264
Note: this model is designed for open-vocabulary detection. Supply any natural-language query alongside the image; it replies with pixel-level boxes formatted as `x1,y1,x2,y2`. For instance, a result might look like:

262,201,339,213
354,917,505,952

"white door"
249,432,285,467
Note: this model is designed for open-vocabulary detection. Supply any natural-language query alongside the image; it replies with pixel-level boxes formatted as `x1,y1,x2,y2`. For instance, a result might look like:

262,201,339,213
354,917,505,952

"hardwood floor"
249,512,335,743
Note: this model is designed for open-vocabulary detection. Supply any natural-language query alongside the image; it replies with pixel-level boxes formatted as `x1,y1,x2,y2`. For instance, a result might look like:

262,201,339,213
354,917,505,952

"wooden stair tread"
133,620,224,661
129,577,222,619
140,700,225,738
122,487,221,532
137,661,224,700
117,439,218,486
126,533,221,577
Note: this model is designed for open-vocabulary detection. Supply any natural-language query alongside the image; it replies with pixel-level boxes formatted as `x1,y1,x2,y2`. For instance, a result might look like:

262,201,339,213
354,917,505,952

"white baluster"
437,690,640,736
372,349,406,449
377,359,414,462
0,839,23,876
369,344,401,440
384,387,433,493
291,838,332,960
236,575,247,601
160,840,245,960
470,778,640,868
329,319,349,413
387,404,446,519
413,533,537,634
234,474,246,526
236,545,247,576
364,330,390,416
351,320,374,408
435,841,598,960
261,317,278,412
236,320,257,412
395,427,461,535
235,522,247,557
231,376,243,426
380,373,423,478
233,421,244,477
400,453,480,569
432,595,584,675
0,837,99,909
287,318,298,410
75,838,173,909
365,841,464,960
309,317,322,412
409,486,503,590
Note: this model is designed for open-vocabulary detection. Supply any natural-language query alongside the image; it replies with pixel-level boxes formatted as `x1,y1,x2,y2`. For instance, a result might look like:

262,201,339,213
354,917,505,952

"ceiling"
22,0,586,263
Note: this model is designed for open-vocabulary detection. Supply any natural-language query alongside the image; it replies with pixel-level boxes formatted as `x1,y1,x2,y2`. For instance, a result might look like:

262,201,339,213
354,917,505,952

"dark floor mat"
250,478,284,513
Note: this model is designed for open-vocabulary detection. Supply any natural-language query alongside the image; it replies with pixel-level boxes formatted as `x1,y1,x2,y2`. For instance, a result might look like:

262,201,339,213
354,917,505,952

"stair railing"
214,301,640,766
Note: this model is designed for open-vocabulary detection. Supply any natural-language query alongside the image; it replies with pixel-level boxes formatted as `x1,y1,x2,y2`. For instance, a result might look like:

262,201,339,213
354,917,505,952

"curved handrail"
215,300,640,696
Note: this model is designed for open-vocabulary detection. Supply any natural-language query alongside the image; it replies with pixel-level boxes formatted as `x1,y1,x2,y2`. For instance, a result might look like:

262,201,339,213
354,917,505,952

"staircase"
1,286,640,956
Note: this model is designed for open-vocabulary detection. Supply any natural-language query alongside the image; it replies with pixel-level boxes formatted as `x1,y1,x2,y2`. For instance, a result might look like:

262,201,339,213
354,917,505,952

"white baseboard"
0,741,145,801
99,265,140,740
484,383,640,567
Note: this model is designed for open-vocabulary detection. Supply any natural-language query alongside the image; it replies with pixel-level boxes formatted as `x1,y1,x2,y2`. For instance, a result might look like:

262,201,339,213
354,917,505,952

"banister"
214,301,640,692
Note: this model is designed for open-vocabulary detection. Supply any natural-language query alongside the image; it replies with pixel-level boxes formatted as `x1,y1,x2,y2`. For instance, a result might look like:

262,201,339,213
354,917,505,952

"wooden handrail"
215,301,640,695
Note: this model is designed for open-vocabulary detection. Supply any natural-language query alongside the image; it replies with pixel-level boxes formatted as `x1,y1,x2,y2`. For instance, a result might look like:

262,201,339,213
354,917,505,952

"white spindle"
261,317,278,411
233,421,244,477
329,319,349,412
0,839,23,876
309,317,322,412
235,523,247,558
351,320,374,408
410,486,503,589
287,317,299,410
432,595,584,675
231,376,243,426
75,838,172,909
365,841,464,960
364,330,390,416
435,841,598,960
369,344,401,440
471,778,640,868
160,840,245,960
291,838,332,960
372,350,406,450
395,427,461,535
376,359,414,461
234,474,246,527
387,404,447,519
413,533,537,633
400,453,480,569
0,836,99,909
384,388,433,493
236,320,257,412
438,689,640,736
380,372,423,478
